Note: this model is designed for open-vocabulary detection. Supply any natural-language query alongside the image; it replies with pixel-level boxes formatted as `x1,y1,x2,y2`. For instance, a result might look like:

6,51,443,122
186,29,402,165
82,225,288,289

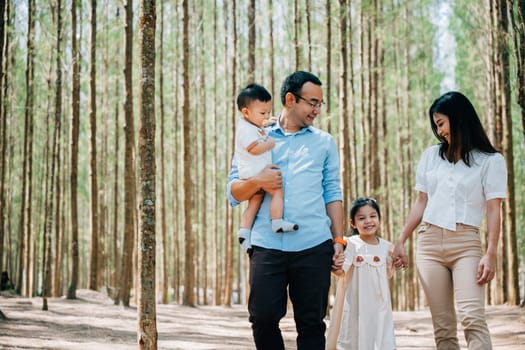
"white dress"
336,236,396,350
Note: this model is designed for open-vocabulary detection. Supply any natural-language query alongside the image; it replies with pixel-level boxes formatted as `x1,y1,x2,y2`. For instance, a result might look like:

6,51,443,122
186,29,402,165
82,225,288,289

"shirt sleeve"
415,146,433,193
238,122,263,151
483,153,507,200
322,136,343,204
226,157,241,207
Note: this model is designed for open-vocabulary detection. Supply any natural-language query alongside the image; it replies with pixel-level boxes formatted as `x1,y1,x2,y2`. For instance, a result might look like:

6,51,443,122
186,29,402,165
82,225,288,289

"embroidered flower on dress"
374,256,380,262
356,255,364,262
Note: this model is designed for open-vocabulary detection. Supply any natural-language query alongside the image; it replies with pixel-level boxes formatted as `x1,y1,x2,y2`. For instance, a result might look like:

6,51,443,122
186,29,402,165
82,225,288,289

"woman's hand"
477,252,496,285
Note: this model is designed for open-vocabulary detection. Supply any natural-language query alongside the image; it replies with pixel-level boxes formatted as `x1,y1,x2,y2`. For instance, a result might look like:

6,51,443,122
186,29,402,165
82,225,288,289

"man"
227,71,345,350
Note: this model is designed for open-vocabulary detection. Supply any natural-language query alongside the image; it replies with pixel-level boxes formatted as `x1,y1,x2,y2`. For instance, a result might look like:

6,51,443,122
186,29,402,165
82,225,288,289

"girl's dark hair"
428,91,497,166
349,197,381,235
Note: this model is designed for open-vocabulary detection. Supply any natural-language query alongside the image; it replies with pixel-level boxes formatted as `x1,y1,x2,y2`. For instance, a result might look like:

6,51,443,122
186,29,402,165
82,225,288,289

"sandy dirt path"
0,290,524,349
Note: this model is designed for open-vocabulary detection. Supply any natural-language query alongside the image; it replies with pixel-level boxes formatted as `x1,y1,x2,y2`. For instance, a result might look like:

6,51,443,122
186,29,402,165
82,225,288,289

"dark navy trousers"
248,239,333,350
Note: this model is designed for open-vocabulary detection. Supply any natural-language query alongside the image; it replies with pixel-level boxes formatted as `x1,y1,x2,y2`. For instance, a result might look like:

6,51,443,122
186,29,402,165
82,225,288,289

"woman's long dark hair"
428,91,497,166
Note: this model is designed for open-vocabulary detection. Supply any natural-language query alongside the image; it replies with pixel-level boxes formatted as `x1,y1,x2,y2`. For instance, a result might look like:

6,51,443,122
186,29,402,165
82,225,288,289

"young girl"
327,197,396,350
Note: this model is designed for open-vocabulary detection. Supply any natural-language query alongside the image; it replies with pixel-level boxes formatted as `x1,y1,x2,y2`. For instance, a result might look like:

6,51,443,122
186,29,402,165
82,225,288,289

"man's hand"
331,244,345,272
257,164,282,193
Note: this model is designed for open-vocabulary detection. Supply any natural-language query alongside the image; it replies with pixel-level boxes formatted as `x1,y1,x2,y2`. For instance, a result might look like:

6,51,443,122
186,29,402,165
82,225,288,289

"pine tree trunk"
88,0,99,291
324,0,332,133
137,0,157,347
212,0,220,306
67,0,80,300
158,0,168,305
198,0,209,305
52,0,63,298
20,0,35,297
305,0,312,71
247,0,255,81
513,0,525,141
338,0,350,220
182,0,196,307
294,0,300,70
497,0,519,305
119,0,137,307
0,0,7,276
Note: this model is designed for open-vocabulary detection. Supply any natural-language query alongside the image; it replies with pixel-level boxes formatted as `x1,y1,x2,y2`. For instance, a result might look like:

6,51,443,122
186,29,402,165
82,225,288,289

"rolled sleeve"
322,137,343,204
226,158,241,207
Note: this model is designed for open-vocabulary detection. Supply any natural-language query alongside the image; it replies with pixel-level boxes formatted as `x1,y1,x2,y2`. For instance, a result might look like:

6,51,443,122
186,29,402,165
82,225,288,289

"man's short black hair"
280,71,322,105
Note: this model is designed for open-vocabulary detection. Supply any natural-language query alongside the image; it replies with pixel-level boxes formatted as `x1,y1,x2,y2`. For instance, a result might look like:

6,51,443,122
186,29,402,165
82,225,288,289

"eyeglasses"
291,92,325,110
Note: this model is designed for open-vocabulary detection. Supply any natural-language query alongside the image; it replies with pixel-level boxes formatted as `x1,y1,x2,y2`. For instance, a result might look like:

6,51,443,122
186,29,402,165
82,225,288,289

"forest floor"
0,289,524,350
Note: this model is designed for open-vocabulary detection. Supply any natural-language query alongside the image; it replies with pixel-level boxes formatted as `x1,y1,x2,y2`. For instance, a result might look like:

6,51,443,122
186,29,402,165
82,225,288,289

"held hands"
393,241,408,270
477,253,496,285
331,244,345,274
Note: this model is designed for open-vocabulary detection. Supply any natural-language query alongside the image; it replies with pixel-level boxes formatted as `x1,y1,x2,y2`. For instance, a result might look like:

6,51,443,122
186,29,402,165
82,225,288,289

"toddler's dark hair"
236,83,272,111
349,197,381,235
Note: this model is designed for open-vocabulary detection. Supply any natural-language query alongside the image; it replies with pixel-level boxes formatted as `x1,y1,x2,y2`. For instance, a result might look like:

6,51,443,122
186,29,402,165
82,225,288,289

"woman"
393,91,507,349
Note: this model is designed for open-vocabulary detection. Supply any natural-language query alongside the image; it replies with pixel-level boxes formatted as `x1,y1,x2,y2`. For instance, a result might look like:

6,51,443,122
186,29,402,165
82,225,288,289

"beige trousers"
416,223,492,350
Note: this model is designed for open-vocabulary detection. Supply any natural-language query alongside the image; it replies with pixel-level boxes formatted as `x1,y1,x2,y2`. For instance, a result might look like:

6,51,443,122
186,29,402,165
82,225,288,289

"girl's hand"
477,253,496,285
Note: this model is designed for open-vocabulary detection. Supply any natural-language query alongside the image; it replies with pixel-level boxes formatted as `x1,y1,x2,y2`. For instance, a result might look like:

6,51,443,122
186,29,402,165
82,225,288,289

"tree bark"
158,0,168,305
20,0,35,297
88,0,99,292
67,0,80,300
137,0,157,347
0,0,7,276
119,0,137,307
182,0,196,307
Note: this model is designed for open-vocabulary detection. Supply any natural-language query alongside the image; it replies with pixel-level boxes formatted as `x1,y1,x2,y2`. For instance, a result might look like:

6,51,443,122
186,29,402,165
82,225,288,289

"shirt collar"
268,114,314,136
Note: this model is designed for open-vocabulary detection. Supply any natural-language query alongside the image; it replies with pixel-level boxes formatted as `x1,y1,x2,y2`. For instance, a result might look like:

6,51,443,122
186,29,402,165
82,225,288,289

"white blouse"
415,145,507,231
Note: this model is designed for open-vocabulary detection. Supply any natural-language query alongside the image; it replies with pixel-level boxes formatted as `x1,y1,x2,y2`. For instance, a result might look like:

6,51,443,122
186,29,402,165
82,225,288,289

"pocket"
417,222,430,235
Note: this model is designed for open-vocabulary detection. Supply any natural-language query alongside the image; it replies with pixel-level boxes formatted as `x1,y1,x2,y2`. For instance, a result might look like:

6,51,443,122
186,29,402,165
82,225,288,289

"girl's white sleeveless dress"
336,236,396,350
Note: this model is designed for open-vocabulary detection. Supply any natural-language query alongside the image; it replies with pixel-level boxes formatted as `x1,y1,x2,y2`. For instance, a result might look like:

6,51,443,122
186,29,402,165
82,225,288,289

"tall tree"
43,0,63,309
212,0,220,306
67,0,80,300
247,0,255,81
118,0,137,307
19,0,35,296
510,0,525,141
294,0,300,69
67,0,80,299
88,0,99,291
338,0,350,218
324,0,332,132
495,0,519,305
52,0,64,299
182,0,195,306
0,0,7,275
305,0,312,71
137,0,157,347
223,0,237,307
157,0,168,305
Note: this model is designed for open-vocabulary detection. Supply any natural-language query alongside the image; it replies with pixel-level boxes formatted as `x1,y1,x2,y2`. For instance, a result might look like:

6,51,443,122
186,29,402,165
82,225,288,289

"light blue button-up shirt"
227,120,342,252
